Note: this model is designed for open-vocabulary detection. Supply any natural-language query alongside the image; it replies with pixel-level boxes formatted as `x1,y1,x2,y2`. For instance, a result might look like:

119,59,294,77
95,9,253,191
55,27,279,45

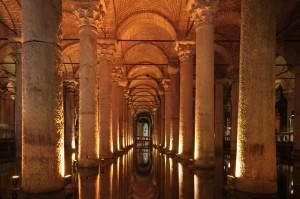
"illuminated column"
214,80,224,154
74,2,102,167
162,79,171,151
235,0,277,193
160,94,165,148
10,40,22,158
152,109,158,145
98,40,116,158
190,1,218,167
294,68,300,156
22,0,64,192
112,75,120,153
175,41,194,157
64,80,76,174
168,65,179,153
230,69,239,173
118,87,124,150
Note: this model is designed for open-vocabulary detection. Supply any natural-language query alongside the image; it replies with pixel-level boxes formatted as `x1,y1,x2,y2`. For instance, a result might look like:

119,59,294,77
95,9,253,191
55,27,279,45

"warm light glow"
194,140,199,160
109,163,113,197
72,134,76,150
178,163,183,199
72,152,76,162
169,158,173,183
169,137,173,151
194,174,199,199
11,175,20,179
178,130,183,154
235,128,244,178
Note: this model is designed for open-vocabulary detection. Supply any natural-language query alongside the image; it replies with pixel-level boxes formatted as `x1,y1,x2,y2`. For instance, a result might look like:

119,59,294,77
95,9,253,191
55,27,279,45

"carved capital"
175,41,195,62
190,0,219,27
98,40,116,61
72,1,105,29
161,79,171,90
64,80,78,92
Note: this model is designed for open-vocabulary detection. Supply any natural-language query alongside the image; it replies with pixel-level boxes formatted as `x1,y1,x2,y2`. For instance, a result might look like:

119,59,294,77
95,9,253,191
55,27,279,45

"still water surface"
0,148,299,199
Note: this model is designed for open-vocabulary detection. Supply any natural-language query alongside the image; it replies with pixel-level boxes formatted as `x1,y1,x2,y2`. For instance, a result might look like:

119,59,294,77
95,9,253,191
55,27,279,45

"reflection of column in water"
194,171,214,199
171,158,179,198
112,158,119,199
214,155,225,199
78,169,99,199
293,164,300,198
160,154,165,197
178,162,194,199
100,162,112,199
164,155,171,199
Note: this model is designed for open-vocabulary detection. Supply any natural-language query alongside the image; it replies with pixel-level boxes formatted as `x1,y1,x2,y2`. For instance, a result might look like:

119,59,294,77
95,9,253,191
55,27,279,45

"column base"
78,158,99,168
193,158,215,169
21,183,64,194
235,177,277,194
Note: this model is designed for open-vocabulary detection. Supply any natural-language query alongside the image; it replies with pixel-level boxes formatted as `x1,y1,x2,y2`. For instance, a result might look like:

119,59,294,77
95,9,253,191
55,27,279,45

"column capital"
112,66,124,82
64,80,78,92
161,79,171,90
97,39,116,61
167,65,179,75
72,1,105,29
189,0,219,27
175,41,195,62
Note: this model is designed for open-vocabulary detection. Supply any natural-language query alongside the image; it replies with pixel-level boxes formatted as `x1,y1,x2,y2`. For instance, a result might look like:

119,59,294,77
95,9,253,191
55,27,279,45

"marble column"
162,79,171,151
191,1,218,167
168,65,179,153
22,0,64,192
74,2,101,167
98,40,116,158
175,41,194,157
294,68,300,156
10,39,22,158
235,0,277,193
64,80,76,175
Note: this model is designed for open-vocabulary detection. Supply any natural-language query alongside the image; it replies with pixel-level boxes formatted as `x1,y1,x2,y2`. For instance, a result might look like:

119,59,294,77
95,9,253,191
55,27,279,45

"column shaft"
164,86,172,150
235,0,277,193
176,41,194,157
98,42,115,158
193,6,216,167
22,0,64,192
78,25,98,167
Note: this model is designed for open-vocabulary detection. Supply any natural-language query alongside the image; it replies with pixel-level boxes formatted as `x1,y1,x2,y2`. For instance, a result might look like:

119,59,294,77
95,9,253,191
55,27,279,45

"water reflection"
1,147,300,199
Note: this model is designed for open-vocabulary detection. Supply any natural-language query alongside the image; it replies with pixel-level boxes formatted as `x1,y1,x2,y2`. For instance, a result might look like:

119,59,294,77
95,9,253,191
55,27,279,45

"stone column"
98,40,116,158
235,0,277,193
112,77,120,153
294,68,300,156
230,69,239,174
74,2,102,167
190,1,218,167
160,94,165,148
175,41,194,157
64,80,76,175
10,39,22,158
162,79,171,151
168,65,179,153
215,80,224,154
22,0,64,192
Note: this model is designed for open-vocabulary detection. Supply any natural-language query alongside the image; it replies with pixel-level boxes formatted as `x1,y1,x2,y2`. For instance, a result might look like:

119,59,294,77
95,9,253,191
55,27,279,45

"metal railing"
135,136,152,148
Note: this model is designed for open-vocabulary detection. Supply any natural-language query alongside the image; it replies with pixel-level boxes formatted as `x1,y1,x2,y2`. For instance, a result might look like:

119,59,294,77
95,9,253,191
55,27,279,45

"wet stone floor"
0,148,300,199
